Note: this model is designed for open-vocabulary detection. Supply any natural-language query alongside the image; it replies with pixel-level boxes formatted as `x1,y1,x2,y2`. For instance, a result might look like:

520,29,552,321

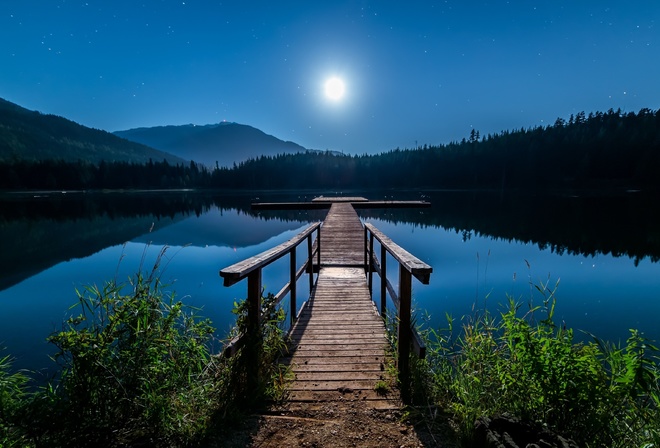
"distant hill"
0,98,186,165
114,122,309,168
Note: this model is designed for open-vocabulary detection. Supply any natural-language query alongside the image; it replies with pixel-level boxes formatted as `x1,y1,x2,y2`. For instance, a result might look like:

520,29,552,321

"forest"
1,107,659,191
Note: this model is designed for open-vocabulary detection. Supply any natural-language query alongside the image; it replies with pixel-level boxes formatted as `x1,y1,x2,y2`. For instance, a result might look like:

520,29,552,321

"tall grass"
1,352,30,447
404,281,660,447
0,251,289,447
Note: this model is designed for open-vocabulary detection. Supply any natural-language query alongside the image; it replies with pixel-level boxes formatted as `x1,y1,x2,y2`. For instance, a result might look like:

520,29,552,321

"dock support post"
316,226,321,270
307,233,314,292
246,269,262,392
368,232,374,295
290,248,297,326
364,227,368,277
380,244,387,318
398,266,412,404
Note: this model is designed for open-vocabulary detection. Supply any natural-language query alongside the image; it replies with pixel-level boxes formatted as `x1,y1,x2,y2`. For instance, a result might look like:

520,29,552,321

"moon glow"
324,77,345,101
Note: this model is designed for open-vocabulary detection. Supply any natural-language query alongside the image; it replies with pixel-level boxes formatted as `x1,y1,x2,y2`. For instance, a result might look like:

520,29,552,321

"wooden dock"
220,196,432,409
281,202,396,408
252,197,430,210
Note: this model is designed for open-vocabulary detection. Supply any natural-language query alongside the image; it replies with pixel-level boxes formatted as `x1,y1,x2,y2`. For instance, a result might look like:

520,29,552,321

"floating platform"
252,196,430,210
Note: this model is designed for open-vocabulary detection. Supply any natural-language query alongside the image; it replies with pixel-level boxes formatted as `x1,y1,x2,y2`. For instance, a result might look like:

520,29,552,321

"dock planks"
281,267,398,409
280,202,400,409
318,202,365,267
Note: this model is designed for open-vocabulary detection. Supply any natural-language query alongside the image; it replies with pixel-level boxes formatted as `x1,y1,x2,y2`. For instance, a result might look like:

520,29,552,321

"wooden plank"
311,196,368,203
284,363,384,373
251,199,430,210
293,371,386,381
289,380,387,391
316,205,365,267
286,390,400,409
281,355,386,365
282,266,396,407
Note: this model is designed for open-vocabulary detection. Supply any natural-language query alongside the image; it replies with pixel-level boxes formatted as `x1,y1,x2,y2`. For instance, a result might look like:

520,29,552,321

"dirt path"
220,400,456,448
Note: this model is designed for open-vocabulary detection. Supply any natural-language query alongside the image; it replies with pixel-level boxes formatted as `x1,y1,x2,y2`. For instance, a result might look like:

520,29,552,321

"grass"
399,279,660,447
0,250,290,447
374,379,390,395
4,252,659,446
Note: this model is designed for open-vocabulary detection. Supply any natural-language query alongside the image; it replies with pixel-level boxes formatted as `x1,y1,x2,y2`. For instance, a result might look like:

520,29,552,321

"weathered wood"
315,203,365,267
364,223,433,284
282,266,392,407
312,196,368,203
369,252,426,359
380,243,387,319
246,270,262,391
220,197,434,408
290,248,296,326
251,199,431,210
286,391,400,410
398,266,412,404
219,222,320,286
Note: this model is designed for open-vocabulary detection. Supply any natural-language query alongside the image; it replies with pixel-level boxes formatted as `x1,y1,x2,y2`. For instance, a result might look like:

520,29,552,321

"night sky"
2,1,659,154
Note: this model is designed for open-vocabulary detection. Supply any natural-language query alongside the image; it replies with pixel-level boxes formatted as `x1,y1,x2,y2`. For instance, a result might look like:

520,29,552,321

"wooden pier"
219,197,432,407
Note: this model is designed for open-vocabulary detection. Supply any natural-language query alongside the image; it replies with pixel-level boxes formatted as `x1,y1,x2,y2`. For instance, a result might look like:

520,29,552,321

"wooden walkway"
280,203,399,409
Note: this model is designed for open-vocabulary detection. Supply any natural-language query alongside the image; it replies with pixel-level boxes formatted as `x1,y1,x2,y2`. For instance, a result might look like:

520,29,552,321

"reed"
0,251,289,447
405,281,660,447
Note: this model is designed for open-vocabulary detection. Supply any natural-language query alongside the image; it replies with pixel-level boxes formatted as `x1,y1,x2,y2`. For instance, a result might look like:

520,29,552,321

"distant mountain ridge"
0,98,186,165
114,122,309,168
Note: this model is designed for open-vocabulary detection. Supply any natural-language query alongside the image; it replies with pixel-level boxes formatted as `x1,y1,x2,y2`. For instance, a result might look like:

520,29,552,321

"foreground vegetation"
2,261,659,447
0,257,288,447
404,280,660,447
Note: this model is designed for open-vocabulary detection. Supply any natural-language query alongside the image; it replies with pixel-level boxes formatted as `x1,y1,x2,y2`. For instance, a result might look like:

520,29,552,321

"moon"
324,77,345,101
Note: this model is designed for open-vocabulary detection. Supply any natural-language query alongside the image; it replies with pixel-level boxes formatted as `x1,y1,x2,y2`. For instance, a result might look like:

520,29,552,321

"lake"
1,189,659,380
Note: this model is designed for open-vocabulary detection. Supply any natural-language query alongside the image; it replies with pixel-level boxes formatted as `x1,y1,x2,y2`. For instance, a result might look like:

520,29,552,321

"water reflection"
1,189,659,376
356,190,660,265
0,191,324,292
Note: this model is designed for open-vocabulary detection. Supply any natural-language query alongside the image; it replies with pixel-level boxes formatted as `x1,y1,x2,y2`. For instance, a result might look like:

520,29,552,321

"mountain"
0,98,186,165
114,122,308,168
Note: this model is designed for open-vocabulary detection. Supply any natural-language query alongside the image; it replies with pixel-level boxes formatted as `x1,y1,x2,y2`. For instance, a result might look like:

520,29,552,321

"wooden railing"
364,223,433,401
219,222,321,357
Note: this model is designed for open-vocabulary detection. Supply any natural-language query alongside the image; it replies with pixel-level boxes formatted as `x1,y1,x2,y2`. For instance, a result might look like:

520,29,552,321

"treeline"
1,107,659,191
0,159,211,190
0,97,184,165
224,107,660,190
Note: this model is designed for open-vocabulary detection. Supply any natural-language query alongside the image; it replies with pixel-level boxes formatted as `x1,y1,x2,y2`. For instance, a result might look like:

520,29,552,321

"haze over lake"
1,190,659,378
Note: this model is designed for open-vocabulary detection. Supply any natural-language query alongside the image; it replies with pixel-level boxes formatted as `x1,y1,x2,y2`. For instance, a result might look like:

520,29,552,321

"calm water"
1,190,659,379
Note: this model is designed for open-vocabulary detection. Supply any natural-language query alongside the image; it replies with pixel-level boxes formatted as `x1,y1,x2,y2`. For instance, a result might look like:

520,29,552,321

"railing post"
246,269,262,391
290,248,297,326
364,227,368,275
368,232,374,296
247,269,262,334
380,243,387,318
307,233,313,292
398,265,412,404
316,226,321,269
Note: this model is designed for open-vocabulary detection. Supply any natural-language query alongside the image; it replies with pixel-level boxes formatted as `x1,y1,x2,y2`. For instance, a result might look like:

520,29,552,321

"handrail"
219,222,321,358
364,222,432,403
221,222,321,287
364,224,432,284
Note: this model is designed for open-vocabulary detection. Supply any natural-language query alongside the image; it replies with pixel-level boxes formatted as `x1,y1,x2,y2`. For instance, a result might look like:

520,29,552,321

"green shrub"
416,284,660,447
229,292,291,405
1,248,291,447
0,352,30,447
40,263,216,446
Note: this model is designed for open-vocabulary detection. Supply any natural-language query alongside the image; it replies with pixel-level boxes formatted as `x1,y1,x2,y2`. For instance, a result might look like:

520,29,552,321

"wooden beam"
364,223,432,284
220,222,320,286
398,265,412,404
